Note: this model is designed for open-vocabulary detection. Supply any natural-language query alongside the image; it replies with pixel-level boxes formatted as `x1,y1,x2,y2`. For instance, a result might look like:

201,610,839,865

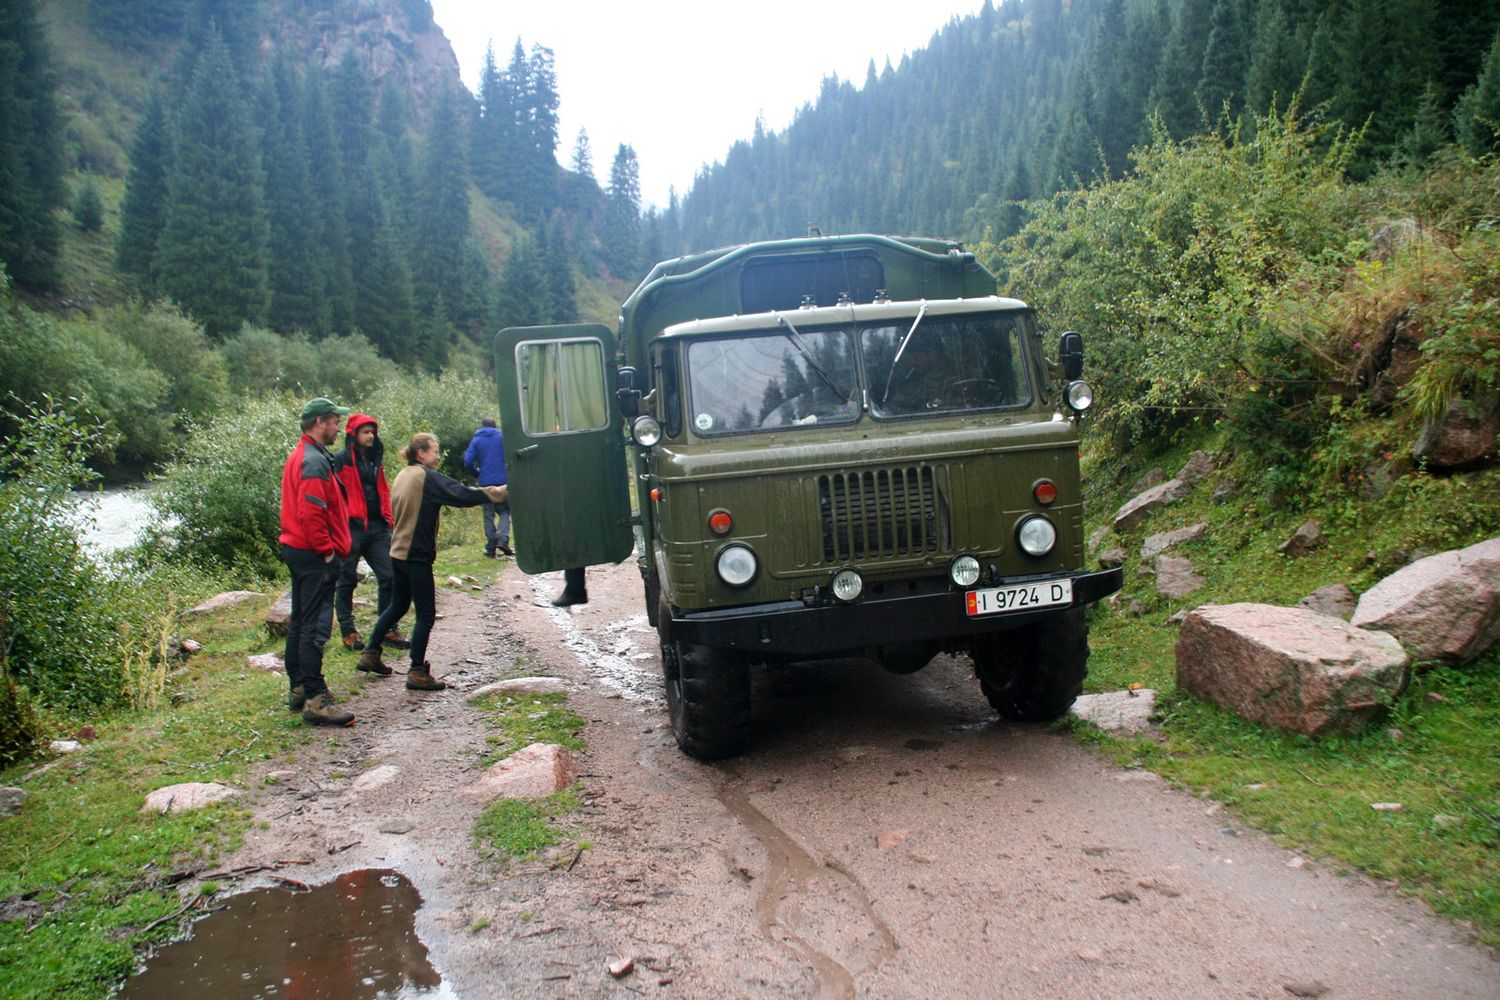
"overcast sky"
427,1,983,209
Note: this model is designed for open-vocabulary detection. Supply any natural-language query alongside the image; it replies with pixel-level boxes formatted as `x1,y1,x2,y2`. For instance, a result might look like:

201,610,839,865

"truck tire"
971,607,1088,722
658,595,751,759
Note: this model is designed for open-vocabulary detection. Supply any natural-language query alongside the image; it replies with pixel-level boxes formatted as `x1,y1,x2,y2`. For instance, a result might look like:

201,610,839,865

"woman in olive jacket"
358,432,507,689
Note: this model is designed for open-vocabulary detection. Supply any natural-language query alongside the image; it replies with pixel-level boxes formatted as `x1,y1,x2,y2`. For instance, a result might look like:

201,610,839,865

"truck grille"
818,466,947,562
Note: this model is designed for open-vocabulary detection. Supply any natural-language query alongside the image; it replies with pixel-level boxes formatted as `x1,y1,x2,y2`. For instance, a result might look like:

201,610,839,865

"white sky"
427,1,983,209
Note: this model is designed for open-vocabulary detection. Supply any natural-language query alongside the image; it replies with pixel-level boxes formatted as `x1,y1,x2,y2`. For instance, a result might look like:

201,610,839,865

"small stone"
352,765,399,793
876,829,909,850
379,821,415,835
1286,856,1307,869
608,956,634,978
1283,980,1329,998
246,653,285,672
1278,520,1324,558
1385,728,1404,742
49,740,82,754
142,782,237,814
1432,814,1460,827
184,590,262,618
470,677,569,697
0,787,26,817
180,639,203,654
446,576,464,587
1426,692,1448,703
1098,548,1125,569
1370,802,1403,812
1100,889,1137,904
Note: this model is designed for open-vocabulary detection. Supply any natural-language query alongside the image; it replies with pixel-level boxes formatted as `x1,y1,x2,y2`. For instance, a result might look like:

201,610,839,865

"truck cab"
494,234,1121,758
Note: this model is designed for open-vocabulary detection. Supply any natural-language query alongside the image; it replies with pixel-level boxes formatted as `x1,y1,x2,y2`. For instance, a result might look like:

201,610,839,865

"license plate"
965,579,1073,617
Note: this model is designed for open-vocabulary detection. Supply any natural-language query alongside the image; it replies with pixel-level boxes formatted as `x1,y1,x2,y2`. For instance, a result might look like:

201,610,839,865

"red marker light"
1033,480,1058,505
708,509,733,535
650,487,661,503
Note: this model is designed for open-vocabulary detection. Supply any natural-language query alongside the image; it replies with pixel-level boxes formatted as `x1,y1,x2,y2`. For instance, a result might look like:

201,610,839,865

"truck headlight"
1065,380,1094,412
716,544,757,587
632,415,662,446
949,555,981,587
831,568,863,602
1017,516,1057,557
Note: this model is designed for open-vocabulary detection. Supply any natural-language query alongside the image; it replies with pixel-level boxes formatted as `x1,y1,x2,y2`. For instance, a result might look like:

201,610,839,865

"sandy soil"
223,557,1497,999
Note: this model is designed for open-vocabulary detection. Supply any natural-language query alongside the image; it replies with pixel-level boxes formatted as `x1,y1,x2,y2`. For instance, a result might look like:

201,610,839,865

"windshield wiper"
879,302,929,405
777,313,850,402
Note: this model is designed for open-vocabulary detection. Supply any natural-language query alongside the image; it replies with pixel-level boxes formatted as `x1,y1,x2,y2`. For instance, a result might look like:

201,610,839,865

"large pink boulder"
1351,538,1500,664
1176,604,1409,737
463,743,580,801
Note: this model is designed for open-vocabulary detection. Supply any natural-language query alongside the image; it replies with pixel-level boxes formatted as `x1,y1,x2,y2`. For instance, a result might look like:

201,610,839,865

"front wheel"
971,608,1089,722
658,595,751,759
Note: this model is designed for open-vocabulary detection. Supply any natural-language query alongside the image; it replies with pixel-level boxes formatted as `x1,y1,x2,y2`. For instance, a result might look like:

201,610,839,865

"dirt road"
225,558,1497,999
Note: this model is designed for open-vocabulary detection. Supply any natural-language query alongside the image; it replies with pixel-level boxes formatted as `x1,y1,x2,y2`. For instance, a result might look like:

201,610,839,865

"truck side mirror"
1059,332,1084,381
616,366,640,418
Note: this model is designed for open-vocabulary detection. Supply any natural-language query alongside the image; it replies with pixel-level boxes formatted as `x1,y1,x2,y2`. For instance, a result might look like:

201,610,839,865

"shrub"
111,301,229,426
362,369,496,480
221,326,400,401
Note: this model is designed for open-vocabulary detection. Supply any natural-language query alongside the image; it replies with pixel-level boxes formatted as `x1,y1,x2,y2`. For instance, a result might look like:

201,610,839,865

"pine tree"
570,128,594,181
0,0,66,289
154,28,269,337
1244,1,1305,115
301,66,353,335
1148,0,1214,138
115,86,173,294
1455,28,1500,157
1197,0,1251,123
471,42,509,197
604,144,642,280
414,83,470,325
1397,80,1450,170
72,176,104,232
258,58,321,335
347,165,415,358
494,232,547,330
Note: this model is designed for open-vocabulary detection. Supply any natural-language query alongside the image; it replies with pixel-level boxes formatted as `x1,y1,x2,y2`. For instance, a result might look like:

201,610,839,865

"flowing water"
118,869,450,999
69,485,159,556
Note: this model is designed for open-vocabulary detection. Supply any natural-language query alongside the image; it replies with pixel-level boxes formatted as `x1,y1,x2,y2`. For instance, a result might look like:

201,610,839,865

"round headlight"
716,544,757,587
1017,516,1057,557
1065,380,1094,412
831,568,863,602
632,414,662,446
949,555,981,587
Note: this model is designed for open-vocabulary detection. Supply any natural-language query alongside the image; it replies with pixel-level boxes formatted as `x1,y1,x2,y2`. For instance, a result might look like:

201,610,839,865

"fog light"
716,544,757,586
1017,516,1057,557
949,555,981,587
831,568,863,602
1064,380,1094,412
632,414,662,446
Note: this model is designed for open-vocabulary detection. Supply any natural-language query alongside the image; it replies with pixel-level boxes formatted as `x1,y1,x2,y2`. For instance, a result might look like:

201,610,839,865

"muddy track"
217,557,1497,999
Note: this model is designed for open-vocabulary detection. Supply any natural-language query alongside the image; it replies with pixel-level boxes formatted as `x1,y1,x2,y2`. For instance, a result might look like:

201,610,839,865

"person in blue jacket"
463,418,511,557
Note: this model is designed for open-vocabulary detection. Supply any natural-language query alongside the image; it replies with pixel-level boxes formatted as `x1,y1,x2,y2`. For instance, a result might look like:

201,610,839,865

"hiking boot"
357,649,392,676
302,692,355,726
405,663,447,691
497,542,514,557
342,630,364,651
384,630,412,649
483,547,497,558
551,588,588,607
287,685,306,711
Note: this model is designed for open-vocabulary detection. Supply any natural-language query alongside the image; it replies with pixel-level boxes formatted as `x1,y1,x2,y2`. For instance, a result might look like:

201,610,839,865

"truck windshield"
686,327,859,435
864,312,1030,417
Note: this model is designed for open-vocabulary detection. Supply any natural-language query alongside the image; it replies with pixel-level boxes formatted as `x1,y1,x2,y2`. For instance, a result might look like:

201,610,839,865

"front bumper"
671,567,1123,656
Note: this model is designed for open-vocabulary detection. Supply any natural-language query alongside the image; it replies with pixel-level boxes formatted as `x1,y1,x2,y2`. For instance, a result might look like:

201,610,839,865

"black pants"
335,520,393,637
281,544,338,697
367,557,436,668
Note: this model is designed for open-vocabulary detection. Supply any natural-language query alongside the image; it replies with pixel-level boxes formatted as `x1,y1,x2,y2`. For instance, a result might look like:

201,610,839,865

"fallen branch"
139,895,204,936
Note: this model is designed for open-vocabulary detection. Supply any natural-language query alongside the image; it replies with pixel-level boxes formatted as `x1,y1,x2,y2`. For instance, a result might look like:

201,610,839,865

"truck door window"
516,338,610,434
686,328,859,435
656,344,683,439
863,313,1031,418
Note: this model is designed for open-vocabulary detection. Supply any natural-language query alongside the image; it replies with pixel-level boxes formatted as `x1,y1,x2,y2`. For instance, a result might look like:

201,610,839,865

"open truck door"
493,324,634,575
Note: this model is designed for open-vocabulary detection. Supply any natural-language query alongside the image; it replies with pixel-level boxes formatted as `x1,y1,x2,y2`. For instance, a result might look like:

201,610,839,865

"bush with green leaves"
0,403,126,761
110,300,229,427
361,368,497,480
220,325,400,400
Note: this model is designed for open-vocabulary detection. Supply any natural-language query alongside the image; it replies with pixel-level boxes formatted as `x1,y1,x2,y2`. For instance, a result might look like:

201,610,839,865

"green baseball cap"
300,397,351,420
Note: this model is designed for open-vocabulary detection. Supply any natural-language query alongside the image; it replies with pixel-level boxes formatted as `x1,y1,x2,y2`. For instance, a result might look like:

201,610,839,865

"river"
69,485,161,556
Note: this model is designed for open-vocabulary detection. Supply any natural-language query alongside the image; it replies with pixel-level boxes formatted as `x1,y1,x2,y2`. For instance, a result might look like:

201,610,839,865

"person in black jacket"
357,432,507,690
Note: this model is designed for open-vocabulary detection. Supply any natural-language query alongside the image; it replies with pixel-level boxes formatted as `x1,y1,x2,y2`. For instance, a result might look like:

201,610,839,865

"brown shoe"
301,692,355,726
405,663,447,691
384,630,412,650
342,631,364,651
357,649,392,676
287,685,306,711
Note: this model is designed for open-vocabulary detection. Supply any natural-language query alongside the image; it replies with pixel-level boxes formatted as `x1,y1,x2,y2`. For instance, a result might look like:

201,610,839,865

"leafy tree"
0,0,66,289
115,87,172,293
154,29,269,337
72,176,104,232
604,144,642,279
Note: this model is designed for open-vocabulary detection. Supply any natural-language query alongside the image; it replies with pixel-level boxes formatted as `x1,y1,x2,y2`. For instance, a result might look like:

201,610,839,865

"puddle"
529,573,661,702
119,869,452,999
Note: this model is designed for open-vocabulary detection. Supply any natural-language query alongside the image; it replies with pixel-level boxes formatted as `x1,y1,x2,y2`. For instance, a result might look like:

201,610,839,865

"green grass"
470,691,586,767
1079,437,1500,944
473,788,583,860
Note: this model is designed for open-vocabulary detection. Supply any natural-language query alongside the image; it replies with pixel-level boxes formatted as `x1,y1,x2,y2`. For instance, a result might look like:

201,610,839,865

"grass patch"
470,692,586,766
0,589,341,999
473,787,582,860
1079,441,1500,944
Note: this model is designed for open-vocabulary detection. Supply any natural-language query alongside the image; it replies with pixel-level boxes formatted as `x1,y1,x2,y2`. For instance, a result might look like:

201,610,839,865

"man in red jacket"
279,397,355,726
331,413,409,654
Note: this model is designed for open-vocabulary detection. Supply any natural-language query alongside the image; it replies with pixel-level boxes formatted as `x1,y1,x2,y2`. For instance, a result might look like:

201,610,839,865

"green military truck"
494,233,1122,759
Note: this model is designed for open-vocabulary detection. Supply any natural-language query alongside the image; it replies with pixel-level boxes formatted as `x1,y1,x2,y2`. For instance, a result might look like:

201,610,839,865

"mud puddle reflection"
120,869,452,999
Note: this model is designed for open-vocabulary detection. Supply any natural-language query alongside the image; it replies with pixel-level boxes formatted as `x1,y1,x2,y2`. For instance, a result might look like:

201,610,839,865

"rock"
1155,555,1206,599
1113,478,1191,533
246,652,285,673
1370,802,1403,811
1167,608,1190,625
1128,467,1165,494
1363,306,1424,412
180,638,203,655
183,590,262,619
463,743,580,801
48,740,81,754
1351,537,1500,664
1176,450,1215,485
1367,217,1422,262
1283,980,1330,998
1141,523,1208,560
352,764,399,792
446,576,464,587
1358,458,1395,501
1069,689,1157,734
470,677,569,698
265,590,292,637
1413,401,1500,470
379,820,415,834
835,746,876,765
1128,600,1149,617
876,829,909,850
0,787,26,817
1087,525,1111,554
142,782,238,814
1098,548,1125,569
608,957,635,978
1296,584,1358,621
1176,604,1410,737
1278,519,1323,557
